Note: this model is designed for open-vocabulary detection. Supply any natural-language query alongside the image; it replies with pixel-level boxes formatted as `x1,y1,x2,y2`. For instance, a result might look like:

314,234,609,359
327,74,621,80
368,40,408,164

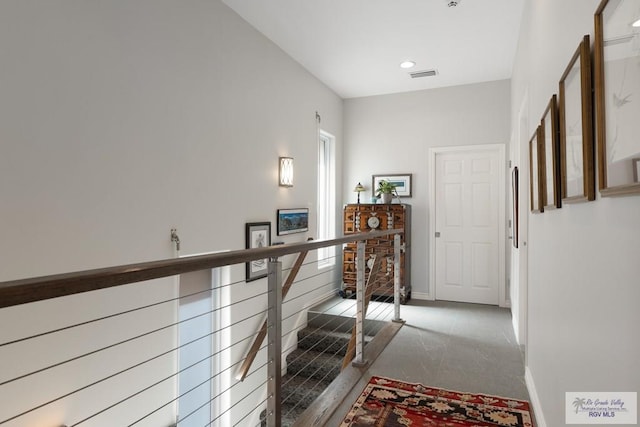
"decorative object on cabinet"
541,94,562,209
372,174,412,198
374,180,397,204
342,204,411,304
353,182,365,204
277,208,309,235
559,34,595,202
594,0,640,196
529,126,544,213
245,222,271,282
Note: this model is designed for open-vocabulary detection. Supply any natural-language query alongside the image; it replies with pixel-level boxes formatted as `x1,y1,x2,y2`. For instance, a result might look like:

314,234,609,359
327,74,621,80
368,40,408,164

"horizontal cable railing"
0,229,404,427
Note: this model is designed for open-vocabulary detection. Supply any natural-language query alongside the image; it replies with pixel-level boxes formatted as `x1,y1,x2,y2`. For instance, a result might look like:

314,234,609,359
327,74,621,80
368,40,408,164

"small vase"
381,193,393,204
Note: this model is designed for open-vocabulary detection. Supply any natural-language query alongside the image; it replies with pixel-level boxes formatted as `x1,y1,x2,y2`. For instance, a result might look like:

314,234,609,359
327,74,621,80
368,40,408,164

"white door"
434,147,503,305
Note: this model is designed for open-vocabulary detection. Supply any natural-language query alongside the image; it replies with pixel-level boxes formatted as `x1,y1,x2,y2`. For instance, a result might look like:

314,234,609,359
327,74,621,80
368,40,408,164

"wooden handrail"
0,229,403,309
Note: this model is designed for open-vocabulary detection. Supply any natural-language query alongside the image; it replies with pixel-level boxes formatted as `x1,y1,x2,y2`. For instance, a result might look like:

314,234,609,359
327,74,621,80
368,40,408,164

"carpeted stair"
260,313,384,426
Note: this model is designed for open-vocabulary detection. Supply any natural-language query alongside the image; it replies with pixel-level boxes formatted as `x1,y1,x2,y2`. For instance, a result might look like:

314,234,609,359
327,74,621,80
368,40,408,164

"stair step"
281,374,330,408
297,327,372,356
260,402,303,427
285,348,342,382
306,310,387,335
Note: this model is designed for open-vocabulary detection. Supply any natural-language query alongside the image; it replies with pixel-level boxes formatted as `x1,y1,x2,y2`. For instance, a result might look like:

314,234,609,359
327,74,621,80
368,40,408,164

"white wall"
0,0,342,280
0,1,343,425
511,0,640,425
343,80,511,298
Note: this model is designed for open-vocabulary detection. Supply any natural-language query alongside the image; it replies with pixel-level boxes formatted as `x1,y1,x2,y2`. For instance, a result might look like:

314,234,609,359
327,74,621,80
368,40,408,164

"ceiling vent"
409,69,438,79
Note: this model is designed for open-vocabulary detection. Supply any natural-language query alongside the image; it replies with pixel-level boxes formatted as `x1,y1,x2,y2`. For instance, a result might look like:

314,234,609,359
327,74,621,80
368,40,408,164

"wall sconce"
354,182,365,204
279,157,294,187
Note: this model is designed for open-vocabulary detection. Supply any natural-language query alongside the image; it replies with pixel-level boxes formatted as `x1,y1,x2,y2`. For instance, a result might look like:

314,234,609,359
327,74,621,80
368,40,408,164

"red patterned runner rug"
340,376,533,426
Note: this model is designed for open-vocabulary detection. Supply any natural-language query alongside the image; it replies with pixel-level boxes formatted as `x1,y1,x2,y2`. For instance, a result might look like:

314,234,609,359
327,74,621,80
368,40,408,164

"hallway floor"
324,298,530,425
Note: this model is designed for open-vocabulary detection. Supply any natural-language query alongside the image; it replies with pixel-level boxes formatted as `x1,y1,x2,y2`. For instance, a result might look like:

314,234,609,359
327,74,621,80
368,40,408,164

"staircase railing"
0,229,403,427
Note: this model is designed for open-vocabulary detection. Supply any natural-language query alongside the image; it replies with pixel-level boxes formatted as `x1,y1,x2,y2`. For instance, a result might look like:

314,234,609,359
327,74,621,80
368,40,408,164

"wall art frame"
371,174,412,197
511,166,519,248
558,34,595,203
277,208,309,236
594,0,640,196
245,222,271,282
529,126,544,213
541,94,562,209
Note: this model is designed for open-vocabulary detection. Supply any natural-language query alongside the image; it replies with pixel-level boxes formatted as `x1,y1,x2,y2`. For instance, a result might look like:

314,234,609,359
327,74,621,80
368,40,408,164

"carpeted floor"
340,376,533,426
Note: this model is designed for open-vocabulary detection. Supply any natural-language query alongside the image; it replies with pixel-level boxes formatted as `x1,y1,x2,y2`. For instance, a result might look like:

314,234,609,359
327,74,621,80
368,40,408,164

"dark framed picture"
512,166,519,249
594,0,640,196
558,34,595,203
372,174,412,197
245,222,271,282
541,94,561,209
277,208,309,235
529,126,544,213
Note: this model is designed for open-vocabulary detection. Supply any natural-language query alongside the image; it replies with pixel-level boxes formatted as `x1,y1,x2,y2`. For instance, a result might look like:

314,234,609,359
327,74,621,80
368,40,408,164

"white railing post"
353,240,367,367
393,234,404,323
266,258,282,427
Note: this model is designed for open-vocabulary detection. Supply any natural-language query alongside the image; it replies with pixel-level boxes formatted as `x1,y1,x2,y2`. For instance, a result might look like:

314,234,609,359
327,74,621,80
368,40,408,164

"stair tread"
281,374,328,408
297,327,373,356
260,402,304,427
286,348,343,381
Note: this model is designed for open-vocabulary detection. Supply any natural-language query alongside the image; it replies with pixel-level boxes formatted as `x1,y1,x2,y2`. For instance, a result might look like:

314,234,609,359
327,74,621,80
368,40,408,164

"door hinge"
508,160,512,168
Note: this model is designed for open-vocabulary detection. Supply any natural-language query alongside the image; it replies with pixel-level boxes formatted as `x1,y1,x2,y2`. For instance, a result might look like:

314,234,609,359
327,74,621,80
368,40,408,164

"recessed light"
400,61,416,69
633,18,640,27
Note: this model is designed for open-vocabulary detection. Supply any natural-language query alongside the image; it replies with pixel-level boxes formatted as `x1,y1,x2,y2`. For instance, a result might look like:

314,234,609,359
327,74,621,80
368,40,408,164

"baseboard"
525,366,547,427
410,292,432,301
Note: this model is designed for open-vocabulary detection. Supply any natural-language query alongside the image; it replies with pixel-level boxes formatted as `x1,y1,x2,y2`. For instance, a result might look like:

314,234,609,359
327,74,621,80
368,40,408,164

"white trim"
317,130,336,269
525,366,547,427
428,144,507,307
517,89,529,355
410,291,432,301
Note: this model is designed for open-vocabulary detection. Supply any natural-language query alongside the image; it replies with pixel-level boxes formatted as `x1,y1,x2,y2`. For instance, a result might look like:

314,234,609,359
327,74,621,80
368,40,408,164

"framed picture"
529,126,544,213
541,94,561,209
594,0,640,196
511,166,519,248
277,208,309,235
245,222,271,282
634,159,640,183
558,34,595,203
372,174,412,197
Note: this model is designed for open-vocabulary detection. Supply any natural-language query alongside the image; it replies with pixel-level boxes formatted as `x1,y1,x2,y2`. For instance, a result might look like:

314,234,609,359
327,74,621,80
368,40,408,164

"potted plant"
376,180,397,204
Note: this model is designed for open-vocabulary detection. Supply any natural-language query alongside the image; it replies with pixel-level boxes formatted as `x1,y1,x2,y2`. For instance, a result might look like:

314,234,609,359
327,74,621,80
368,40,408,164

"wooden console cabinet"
342,203,411,303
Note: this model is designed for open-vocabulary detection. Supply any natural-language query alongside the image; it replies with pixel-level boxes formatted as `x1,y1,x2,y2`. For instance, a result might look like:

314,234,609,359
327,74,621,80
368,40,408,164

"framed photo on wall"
558,34,595,202
512,166,519,248
541,94,561,209
245,222,271,282
277,208,309,235
594,0,640,196
529,126,544,213
372,174,412,197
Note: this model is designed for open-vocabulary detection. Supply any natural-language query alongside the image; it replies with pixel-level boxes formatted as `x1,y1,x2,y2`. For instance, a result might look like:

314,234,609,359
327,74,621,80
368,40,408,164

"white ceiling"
222,0,525,99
